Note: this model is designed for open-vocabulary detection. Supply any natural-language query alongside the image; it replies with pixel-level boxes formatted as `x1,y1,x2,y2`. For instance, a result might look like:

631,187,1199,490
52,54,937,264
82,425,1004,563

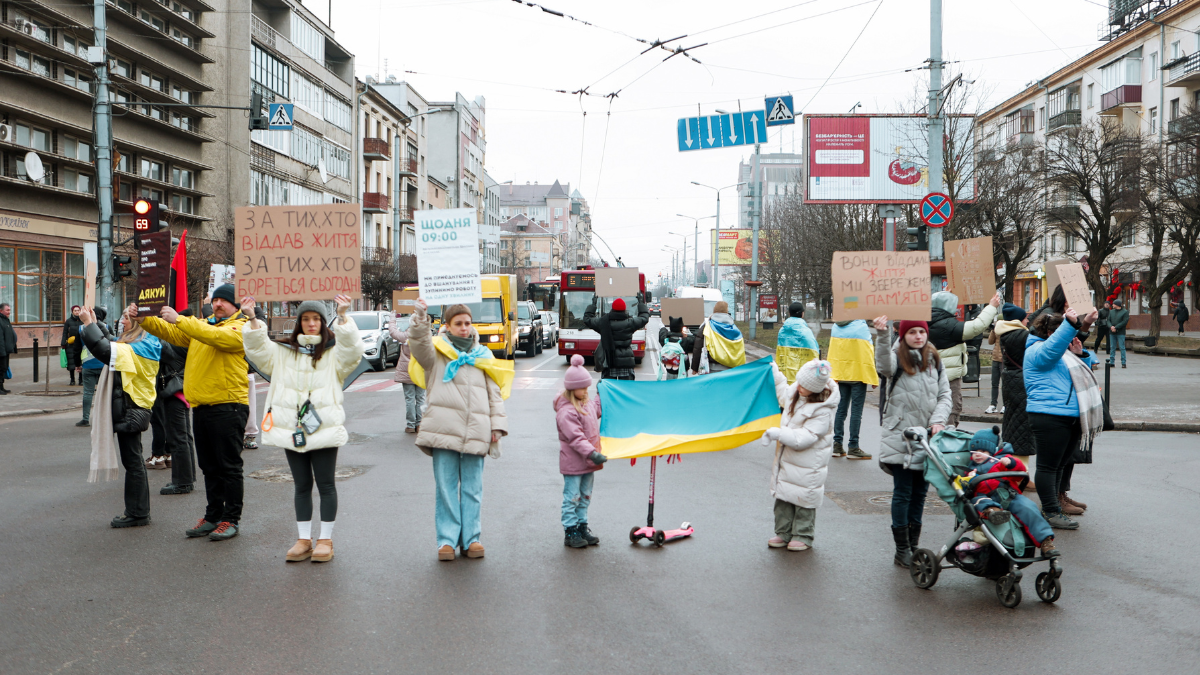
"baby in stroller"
963,427,1060,559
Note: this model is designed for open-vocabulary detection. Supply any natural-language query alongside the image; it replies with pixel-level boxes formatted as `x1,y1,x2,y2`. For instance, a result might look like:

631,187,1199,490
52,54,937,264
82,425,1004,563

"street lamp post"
690,182,745,298
662,245,682,288
667,233,688,286
674,214,715,286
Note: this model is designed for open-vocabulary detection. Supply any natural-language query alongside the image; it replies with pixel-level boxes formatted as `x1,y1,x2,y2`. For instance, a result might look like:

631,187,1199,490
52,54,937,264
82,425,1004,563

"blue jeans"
1107,334,1126,365
432,449,484,549
891,468,928,528
971,492,1054,545
561,472,595,528
403,383,425,428
834,381,867,447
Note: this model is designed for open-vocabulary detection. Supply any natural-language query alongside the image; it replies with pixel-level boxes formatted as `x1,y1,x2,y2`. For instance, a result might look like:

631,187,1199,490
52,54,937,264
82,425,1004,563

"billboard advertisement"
711,229,770,266
804,114,975,204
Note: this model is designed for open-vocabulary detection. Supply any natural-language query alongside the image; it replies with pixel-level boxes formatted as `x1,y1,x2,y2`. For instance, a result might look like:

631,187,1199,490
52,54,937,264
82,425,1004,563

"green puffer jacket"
929,292,998,382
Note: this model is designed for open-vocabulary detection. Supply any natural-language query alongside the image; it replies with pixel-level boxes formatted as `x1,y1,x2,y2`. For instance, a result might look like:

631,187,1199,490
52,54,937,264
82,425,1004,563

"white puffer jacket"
768,364,840,509
242,316,365,452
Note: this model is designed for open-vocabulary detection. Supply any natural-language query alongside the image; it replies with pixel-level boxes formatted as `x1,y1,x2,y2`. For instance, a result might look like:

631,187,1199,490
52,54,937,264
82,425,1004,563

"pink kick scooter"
629,454,694,547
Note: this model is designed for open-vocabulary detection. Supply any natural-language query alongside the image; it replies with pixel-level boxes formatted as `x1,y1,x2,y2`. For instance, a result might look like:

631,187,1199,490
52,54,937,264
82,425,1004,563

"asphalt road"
3,319,1198,674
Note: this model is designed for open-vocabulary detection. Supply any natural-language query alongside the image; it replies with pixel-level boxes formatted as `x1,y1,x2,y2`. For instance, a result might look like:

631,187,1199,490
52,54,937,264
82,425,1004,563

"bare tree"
1152,110,1200,321
360,248,402,310
184,230,234,309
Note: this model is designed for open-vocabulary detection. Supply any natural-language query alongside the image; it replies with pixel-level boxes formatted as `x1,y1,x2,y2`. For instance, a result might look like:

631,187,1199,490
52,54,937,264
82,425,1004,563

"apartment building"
370,77,432,256
356,77,410,256
427,93,485,222
736,153,803,228
500,214,562,286
1,0,214,345
976,0,1197,322
496,179,592,269
482,172,502,273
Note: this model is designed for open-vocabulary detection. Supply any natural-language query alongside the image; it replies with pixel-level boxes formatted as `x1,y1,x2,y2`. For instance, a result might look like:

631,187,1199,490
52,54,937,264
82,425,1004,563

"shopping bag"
59,349,68,368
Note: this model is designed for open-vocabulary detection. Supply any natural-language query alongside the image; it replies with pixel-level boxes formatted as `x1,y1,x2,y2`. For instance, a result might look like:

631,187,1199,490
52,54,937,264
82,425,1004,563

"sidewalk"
0,354,83,419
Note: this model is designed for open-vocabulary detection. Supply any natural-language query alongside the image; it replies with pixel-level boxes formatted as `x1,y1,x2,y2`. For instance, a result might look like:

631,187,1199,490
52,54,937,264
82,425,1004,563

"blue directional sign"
268,103,294,131
764,95,795,126
677,111,767,152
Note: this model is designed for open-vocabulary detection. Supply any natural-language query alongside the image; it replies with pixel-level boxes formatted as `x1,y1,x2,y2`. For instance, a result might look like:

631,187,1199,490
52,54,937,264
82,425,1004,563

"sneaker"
185,519,217,538
1044,511,1079,530
208,521,239,541
564,525,587,548
1000,406,1006,414
831,442,846,458
787,540,811,551
768,536,788,548
164,456,172,468
75,420,90,427
243,436,258,450
846,446,872,460
438,545,456,561
110,514,150,528
405,426,416,433
145,456,167,470
578,522,600,546
160,483,193,495
1040,538,1061,558
985,405,998,414
465,542,485,558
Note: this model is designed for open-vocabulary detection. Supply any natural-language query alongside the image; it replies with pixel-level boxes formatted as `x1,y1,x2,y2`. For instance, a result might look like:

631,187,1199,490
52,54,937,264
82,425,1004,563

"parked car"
348,310,399,371
516,301,544,357
538,310,559,349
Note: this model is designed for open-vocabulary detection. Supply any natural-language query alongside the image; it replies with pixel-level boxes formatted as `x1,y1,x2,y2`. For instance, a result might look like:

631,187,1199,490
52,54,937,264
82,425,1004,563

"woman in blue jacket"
1024,306,1099,530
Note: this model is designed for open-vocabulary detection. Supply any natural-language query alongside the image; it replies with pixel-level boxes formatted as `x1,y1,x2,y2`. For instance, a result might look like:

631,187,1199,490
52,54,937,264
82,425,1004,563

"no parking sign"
920,192,954,228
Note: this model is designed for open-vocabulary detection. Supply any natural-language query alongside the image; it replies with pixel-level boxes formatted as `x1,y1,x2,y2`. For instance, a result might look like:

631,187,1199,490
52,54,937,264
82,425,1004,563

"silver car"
347,311,399,371
538,310,559,348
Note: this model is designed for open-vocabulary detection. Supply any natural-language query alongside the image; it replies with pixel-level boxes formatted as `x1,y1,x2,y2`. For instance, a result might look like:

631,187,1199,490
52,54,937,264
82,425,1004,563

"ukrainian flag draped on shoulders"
704,316,745,368
828,320,879,386
597,358,780,459
408,334,514,399
112,335,162,409
775,317,819,384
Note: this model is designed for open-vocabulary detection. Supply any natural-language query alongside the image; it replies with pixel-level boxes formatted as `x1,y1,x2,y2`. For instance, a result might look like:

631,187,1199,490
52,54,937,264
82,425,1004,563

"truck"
461,274,518,359
558,268,648,365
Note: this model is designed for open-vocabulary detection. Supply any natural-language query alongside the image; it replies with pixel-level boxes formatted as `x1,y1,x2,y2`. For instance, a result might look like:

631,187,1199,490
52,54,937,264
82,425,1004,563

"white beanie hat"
796,359,832,394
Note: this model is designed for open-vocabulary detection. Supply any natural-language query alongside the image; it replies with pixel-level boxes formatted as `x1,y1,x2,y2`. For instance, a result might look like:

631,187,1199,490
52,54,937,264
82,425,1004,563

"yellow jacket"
141,313,249,406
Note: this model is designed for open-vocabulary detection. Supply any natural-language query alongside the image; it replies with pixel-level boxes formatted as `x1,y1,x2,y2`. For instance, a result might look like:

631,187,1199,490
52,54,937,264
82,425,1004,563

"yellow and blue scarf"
408,335,514,399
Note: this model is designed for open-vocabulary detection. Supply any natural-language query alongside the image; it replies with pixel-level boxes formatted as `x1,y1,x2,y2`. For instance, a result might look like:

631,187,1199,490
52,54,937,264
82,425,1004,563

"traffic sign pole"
928,0,945,273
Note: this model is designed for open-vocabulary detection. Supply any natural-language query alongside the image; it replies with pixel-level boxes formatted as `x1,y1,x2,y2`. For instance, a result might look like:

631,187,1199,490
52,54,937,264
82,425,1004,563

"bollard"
33,338,39,382
1103,361,1112,418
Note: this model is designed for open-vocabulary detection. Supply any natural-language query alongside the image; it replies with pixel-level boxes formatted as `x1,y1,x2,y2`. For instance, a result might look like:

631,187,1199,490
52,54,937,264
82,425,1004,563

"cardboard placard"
137,230,172,317
945,236,997,305
83,260,96,309
392,288,420,313
1055,262,1095,315
595,267,639,297
414,208,481,305
1042,258,1072,295
661,297,705,325
234,203,362,301
831,251,931,321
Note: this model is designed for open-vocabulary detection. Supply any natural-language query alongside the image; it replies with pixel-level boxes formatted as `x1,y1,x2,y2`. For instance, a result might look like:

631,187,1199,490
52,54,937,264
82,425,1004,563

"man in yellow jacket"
134,284,249,541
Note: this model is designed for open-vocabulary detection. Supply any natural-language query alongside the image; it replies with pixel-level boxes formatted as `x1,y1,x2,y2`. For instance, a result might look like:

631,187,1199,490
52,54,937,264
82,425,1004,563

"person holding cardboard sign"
929,290,1001,427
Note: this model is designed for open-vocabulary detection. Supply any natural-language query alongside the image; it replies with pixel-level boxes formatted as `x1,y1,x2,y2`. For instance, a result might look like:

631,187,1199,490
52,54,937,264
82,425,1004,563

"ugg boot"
892,526,912,567
578,522,600,546
465,542,485,558
311,539,334,562
285,539,313,562
564,525,587,548
1058,493,1084,515
908,522,922,552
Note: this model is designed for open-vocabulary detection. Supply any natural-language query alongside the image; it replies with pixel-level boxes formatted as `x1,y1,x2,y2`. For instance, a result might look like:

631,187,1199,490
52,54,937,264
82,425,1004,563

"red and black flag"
169,230,188,311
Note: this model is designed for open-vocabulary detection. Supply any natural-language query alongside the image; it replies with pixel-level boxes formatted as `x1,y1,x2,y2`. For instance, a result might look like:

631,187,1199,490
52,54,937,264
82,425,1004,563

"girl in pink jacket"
555,355,607,549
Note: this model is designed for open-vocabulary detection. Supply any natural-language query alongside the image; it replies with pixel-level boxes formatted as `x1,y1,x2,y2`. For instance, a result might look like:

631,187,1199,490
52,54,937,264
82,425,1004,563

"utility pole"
749,144,761,340
93,0,115,314
927,0,945,264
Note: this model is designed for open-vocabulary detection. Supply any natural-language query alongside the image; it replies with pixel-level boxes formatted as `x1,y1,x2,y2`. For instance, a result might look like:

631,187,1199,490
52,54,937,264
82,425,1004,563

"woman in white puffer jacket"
242,294,364,564
762,359,840,551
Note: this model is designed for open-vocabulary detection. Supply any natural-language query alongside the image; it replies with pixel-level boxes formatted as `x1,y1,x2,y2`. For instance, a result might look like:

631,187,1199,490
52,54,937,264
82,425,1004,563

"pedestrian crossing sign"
268,103,294,130
765,96,794,126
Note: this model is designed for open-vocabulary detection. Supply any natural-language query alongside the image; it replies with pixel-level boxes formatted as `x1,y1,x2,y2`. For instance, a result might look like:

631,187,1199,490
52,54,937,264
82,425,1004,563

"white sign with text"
415,208,482,305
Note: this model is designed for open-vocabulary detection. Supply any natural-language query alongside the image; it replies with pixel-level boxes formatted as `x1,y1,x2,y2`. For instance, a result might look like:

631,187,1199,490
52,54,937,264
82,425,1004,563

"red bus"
557,268,647,364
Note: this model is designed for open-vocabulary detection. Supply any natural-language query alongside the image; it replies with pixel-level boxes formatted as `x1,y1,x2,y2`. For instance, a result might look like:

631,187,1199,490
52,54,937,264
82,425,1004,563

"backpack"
660,339,684,371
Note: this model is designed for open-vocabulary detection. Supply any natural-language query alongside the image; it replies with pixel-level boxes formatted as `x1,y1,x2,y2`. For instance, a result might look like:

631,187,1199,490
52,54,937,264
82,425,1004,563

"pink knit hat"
563,354,592,390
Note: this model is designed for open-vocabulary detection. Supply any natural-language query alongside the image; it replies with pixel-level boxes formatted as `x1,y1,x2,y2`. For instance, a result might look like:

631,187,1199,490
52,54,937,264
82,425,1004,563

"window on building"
1087,83,1094,108
322,140,350,179
1150,107,1158,133
1150,52,1159,80
0,248,85,324
251,44,290,98
324,95,351,131
115,151,131,173
118,180,132,202
1171,98,1180,121
114,59,132,78
290,14,325,61
291,70,324,115
1172,41,1181,60
554,207,563,217
172,167,193,189
139,10,166,32
171,28,194,48
140,186,164,202
500,240,508,250
1122,221,1136,246
171,86,192,103
140,159,164,181
171,114,196,131
524,240,532,251
251,170,289,206
61,169,93,193
115,0,133,12
172,2,193,21
291,126,322,166
251,128,290,155
1038,107,1045,129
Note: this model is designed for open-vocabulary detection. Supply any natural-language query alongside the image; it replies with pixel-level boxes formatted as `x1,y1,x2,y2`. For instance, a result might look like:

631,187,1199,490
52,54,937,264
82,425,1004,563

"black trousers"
1029,412,1082,515
284,447,339,522
1092,330,1108,352
151,394,195,486
0,354,9,387
192,403,249,525
117,431,150,519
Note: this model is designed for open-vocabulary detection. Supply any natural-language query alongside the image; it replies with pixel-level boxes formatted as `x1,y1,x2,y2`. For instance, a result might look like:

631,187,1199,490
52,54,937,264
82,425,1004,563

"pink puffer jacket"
554,393,603,475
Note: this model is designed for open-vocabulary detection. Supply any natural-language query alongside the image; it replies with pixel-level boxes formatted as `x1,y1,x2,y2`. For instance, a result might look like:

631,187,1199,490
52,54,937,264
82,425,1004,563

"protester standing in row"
80,306,161,528
775,302,819,385
409,299,509,561
243,305,269,450
76,308,110,427
995,304,1036,485
243,295,363,563
827,319,877,459
149,332,196,495
585,296,650,380
0,302,16,395
873,316,951,567
1107,298,1129,368
929,291,1001,428
61,305,84,385
389,319,425,432
657,316,691,380
690,301,745,375
985,318,1003,415
136,283,249,541
556,355,605,549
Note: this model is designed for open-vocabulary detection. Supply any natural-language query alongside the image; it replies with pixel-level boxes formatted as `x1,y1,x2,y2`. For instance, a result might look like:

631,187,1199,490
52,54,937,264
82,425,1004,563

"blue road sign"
764,96,795,126
677,111,767,152
268,103,294,130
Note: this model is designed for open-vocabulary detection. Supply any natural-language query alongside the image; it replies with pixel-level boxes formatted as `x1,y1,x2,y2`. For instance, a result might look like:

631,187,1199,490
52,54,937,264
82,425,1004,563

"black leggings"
1028,412,1081,515
284,447,339,522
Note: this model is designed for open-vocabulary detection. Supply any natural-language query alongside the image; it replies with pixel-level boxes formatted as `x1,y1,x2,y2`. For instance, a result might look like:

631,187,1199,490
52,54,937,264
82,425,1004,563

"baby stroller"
903,427,1063,608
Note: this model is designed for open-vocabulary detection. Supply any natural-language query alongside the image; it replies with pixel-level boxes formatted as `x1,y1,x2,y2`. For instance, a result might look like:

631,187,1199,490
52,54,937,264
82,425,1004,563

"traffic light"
906,223,928,252
249,91,268,130
113,255,133,279
132,198,160,234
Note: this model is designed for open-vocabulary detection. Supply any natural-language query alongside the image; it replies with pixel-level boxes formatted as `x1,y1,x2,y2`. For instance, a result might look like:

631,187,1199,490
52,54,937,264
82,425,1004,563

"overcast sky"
326,0,1107,280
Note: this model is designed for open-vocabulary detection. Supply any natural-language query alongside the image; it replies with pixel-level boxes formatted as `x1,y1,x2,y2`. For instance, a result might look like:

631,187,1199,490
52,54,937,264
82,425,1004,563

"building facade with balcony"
496,179,592,269
500,214,562,288
427,93,485,226
370,78,433,257
976,0,1200,321
481,172,502,274
356,77,410,254
1,0,215,346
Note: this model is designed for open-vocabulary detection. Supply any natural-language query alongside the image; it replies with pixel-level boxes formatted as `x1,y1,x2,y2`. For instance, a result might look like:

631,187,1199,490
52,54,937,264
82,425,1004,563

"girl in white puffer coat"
762,359,840,551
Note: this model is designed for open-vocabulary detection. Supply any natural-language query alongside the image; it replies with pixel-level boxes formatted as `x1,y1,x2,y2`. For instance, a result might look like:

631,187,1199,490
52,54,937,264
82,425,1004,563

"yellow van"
459,274,517,359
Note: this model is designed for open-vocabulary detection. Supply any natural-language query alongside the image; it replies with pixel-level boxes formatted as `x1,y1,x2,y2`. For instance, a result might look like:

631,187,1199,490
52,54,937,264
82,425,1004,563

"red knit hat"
612,298,627,311
897,320,929,337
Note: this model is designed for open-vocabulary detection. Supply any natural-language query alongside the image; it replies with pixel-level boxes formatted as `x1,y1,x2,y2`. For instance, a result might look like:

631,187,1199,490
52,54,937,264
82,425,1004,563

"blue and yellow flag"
597,358,781,460
705,318,746,368
775,317,819,384
828,320,879,386
112,335,162,410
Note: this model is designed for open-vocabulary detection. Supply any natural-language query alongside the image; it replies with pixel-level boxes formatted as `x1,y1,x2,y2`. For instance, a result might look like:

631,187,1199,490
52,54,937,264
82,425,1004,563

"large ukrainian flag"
597,358,781,460
827,320,879,386
775,317,819,384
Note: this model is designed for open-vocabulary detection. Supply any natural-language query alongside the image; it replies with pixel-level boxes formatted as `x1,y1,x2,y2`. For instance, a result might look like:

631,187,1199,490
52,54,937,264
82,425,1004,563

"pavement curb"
0,403,83,419
958,412,1200,433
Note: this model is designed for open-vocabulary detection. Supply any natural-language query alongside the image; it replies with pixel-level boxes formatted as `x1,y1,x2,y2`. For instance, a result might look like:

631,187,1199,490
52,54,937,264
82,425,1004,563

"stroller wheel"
909,549,940,589
653,530,666,547
1035,571,1062,603
996,575,1023,608
630,526,643,544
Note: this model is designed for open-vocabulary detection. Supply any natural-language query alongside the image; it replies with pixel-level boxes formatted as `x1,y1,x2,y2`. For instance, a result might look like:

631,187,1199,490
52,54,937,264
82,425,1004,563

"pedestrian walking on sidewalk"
409,299,510,561
763,359,839,551
1093,302,1111,353
389,319,425,432
242,295,363,564
76,307,111,426
929,290,1001,428
79,306,161,528
61,306,84,385
1173,301,1190,336
585,296,651,380
873,316,951,568
1107,299,1129,368
135,283,249,542
556,355,606,549
0,302,16,395
827,320,878,459
150,338,196,494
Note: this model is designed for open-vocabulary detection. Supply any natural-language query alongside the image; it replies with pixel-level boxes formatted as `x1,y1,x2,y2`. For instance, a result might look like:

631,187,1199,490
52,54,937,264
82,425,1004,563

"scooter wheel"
653,530,666,547
629,526,643,544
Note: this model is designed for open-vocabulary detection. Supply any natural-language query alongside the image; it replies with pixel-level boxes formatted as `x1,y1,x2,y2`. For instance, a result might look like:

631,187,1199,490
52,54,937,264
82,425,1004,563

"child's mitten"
588,451,608,465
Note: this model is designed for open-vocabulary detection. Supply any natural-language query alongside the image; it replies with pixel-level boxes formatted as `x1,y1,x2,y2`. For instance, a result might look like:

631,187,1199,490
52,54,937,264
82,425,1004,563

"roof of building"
500,215,556,235
497,181,573,205
545,180,569,198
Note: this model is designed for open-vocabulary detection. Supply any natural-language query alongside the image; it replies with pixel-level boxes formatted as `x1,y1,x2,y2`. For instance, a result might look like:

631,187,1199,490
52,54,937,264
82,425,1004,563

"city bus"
526,276,560,312
558,267,648,365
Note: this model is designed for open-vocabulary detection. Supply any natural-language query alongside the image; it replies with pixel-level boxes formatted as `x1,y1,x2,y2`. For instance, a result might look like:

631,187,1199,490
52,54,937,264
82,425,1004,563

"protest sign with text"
234,204,361,301
83,260,97,309
1054,262,1095,315
415,208,481,305
945,235,996,304
137,231,172,317
831,251,931,321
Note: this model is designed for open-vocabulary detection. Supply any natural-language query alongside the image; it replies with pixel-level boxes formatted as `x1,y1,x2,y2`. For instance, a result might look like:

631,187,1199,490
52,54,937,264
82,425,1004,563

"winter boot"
831,442,846,458
982,507,1011,525
892,526,912,567
564,525,587,548
1060,492,1087,510
1058,494,1084,515
69,373,76,385
578,522,600,546
846,446,872,460
1040,537,1061,558
908,522,922,552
